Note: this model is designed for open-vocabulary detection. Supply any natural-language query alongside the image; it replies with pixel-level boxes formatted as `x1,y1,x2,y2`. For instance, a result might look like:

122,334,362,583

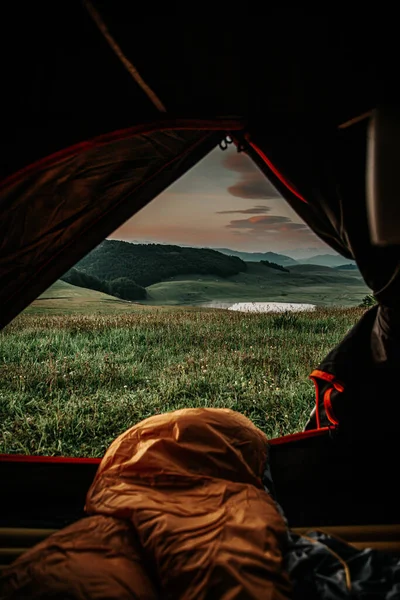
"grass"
0,307,365,458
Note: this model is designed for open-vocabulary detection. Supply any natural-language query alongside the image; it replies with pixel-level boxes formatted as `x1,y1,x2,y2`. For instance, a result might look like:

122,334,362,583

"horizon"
105,238,341,260
110,144,337,257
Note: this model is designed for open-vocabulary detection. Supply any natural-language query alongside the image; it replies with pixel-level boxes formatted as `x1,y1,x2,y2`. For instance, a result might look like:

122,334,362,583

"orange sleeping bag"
0,408,291,599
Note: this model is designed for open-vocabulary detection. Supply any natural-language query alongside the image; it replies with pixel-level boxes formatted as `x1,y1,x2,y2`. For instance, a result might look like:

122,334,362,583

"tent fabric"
304,304,400,434
0,408,291,599
241,122,400,436
3,3,391,166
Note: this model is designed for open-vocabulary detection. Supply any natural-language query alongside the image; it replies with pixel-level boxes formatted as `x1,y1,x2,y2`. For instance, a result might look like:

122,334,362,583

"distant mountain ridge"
281,247,337,260
114,241,356,269
213,247,356,269
212,248,297,266
334,264,359,270
297,254,356,268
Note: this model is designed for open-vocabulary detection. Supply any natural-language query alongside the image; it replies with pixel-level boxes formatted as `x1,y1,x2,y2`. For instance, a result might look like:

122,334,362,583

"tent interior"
1,1,400,571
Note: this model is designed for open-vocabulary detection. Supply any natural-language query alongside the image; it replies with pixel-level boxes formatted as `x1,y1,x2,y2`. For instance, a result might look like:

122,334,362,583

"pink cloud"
216,205,271,215
226,215,308,232
222,152,280,200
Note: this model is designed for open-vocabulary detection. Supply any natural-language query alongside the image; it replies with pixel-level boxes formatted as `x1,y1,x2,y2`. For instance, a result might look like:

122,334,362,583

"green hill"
25,280,197,315
25,280,135,314
37,280,118,302
61,267,147,302
74,240,247,286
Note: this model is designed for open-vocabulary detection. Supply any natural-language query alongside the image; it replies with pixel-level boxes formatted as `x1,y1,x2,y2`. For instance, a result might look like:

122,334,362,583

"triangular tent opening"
3,140,371,461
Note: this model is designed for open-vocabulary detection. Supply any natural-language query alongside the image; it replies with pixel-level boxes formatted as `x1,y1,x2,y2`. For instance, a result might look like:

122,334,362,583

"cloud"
222,153,259,174
226,215,309,233
216,205,271,215
222,151,280,200
227,180,279,200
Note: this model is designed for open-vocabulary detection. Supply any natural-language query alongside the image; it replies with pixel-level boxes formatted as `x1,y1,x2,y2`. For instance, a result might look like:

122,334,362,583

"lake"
202,302,317,312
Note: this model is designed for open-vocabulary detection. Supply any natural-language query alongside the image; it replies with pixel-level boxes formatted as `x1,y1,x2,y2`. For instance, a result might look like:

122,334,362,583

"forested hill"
74,240,247,287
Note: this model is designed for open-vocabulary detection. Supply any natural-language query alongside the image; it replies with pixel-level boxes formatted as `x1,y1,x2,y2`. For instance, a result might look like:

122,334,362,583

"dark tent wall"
241,118,400,436
2,2,395,181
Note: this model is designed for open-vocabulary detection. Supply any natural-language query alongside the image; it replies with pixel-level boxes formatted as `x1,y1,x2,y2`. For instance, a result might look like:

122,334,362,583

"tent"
1,2,399,568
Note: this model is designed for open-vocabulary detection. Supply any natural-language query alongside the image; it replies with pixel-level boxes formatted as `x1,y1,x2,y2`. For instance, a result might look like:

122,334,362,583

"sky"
110,144,335,257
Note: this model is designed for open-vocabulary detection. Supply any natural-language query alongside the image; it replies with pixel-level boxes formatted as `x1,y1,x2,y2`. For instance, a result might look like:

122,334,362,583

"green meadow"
0,287,365,457
144,262,369,307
